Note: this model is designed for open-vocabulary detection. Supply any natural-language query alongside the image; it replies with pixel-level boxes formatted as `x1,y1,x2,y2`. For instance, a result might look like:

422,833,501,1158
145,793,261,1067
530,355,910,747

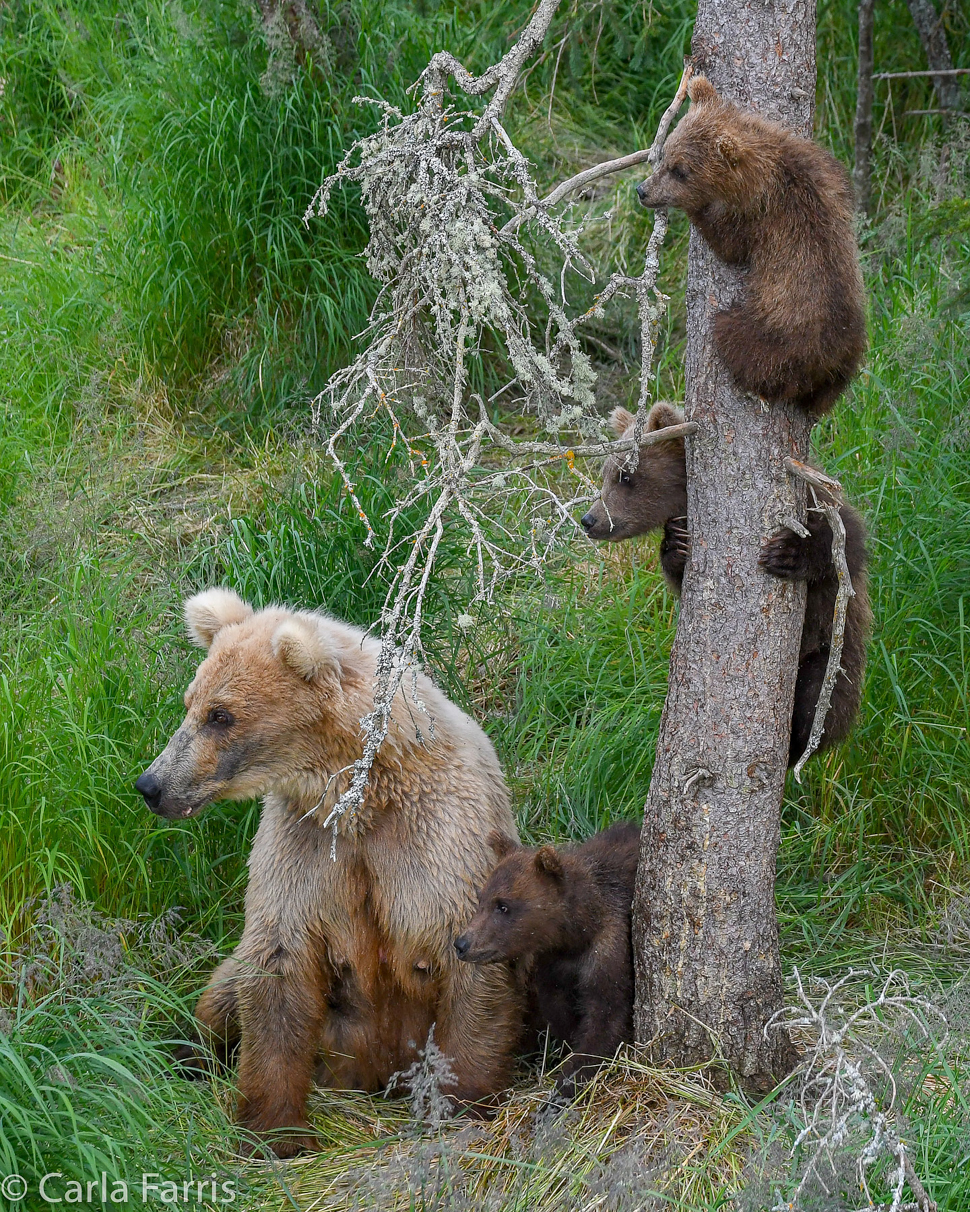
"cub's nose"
454,935,470,960
135,771,163,811
635,182,649,203
579,512,597,532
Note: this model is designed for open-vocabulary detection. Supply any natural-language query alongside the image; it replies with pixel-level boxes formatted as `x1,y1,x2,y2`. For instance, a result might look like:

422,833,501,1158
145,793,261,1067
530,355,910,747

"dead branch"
874,67,970,79
304,10,691,832
542,63,692,207
767,968,941,1212
785,460,854,782
784,457,844,496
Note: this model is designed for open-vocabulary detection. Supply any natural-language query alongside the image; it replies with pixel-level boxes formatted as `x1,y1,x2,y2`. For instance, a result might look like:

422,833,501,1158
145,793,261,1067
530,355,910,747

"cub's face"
636,116,718,212
579,403,687,542
636,76,746,215
135,591,341,820
455,843,567,964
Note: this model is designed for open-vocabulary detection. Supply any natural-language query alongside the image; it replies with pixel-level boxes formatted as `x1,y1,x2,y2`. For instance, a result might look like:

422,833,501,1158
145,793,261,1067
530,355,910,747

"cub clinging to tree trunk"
135,589,522,1157
580,404,872,766
637,76,866,415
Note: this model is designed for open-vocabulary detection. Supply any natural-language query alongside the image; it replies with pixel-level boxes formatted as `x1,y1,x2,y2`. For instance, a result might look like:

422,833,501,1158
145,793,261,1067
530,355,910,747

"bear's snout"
636,177,663,208
579,505,617,541
135,770,163,812
454,935,470,960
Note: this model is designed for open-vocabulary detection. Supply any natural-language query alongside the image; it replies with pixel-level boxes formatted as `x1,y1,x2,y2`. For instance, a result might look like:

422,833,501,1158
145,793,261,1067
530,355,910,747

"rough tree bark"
854,0,876,216
905,0,963,113
632,3,819,1088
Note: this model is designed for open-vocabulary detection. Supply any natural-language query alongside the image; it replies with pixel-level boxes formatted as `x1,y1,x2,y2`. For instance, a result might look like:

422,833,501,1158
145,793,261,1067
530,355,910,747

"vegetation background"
1,0,968,1207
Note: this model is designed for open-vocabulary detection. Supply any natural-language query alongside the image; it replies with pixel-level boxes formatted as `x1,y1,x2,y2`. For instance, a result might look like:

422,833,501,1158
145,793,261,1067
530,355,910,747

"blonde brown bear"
136,589,521,1157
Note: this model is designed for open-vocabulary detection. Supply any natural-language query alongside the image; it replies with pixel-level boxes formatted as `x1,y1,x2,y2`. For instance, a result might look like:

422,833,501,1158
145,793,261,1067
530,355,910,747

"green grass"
1,0,969,1206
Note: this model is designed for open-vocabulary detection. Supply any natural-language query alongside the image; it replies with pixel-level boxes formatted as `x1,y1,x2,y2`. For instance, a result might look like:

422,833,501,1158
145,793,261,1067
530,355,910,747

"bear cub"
580,404,872,766
637,76,866,415
455,822,640,1097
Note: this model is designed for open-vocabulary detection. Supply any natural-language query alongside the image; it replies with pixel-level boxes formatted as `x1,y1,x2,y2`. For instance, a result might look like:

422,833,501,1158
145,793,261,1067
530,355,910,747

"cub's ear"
609,406,635,438
688,75,719,107
272,616,341,685
646,401,686,432
488,830,518,859
716,132,742,169
184,588,254,650
534,846,564,881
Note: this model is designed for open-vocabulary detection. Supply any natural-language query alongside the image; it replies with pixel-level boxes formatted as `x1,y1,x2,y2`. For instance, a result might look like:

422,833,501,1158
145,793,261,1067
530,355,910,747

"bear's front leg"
759,514,838,584
235,954,326,1158
557,931,632,1098
659,518,690,592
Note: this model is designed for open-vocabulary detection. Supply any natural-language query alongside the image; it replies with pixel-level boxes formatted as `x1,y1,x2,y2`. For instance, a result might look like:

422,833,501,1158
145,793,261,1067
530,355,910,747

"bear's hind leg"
714,307,819,407
173,956,242,1077
788,650,828,765
557,927,632,1098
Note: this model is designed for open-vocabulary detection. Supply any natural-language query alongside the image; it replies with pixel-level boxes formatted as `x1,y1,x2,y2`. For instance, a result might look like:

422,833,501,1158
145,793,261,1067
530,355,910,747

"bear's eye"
207,707,235,728
494,900,509,915
618,471,633,487
670,164,688,182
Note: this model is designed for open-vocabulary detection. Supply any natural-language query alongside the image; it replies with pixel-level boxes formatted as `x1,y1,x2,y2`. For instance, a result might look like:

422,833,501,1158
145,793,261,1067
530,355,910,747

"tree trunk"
905,0,963,113
854,0,876,215
633,2,818,1088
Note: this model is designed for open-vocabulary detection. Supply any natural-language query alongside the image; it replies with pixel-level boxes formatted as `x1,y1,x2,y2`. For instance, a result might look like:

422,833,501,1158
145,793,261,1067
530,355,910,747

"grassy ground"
1,0,969,1207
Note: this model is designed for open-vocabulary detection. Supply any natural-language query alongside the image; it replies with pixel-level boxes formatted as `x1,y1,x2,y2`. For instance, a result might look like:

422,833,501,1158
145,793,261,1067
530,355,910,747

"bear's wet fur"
580,404,872,765
137,589,522,1156
455,822,640,1096
637,76,866,415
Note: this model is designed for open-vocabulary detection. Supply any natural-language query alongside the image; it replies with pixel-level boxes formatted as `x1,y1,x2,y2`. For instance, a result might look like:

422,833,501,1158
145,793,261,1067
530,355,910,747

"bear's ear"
534,846,564,881
688,75,719,107
184,588,254,650
646,401,686,433
272,616,341,685
488,830,518,859
609,406,636,438
716,132,742,169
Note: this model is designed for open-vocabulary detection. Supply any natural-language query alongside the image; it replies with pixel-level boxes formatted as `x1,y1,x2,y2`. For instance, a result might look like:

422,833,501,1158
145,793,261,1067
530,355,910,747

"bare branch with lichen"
302,14,690,833
766,967,940,1212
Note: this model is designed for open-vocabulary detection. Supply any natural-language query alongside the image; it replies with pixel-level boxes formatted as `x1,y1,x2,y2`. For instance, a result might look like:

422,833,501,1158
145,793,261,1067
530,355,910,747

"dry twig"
785,458,855,782
767,968,941,1212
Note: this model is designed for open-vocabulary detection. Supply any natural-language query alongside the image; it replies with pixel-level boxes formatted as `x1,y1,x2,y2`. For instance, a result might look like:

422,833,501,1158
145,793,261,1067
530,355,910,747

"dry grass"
250,1056,752,1211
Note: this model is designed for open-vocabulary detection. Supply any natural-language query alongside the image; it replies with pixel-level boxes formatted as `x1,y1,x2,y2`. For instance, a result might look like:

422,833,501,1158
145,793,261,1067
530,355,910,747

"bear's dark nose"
135,771,163,811
454,935,470,960
635,183,649,203
579,512,596,531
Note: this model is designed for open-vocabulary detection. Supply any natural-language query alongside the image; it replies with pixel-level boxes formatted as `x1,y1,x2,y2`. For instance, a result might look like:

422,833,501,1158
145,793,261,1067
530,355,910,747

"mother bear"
136,589,521,1156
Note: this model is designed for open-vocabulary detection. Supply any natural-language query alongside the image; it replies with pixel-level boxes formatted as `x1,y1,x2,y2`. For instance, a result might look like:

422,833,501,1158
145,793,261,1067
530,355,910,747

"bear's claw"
759,528,811,581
